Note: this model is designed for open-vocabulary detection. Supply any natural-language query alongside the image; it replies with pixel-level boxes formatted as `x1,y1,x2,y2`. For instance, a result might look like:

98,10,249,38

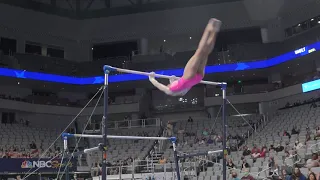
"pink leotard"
169,74,203,92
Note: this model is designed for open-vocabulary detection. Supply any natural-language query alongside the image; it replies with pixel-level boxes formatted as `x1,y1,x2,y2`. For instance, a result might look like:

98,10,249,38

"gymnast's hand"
169,75,177,83
149,72,156,81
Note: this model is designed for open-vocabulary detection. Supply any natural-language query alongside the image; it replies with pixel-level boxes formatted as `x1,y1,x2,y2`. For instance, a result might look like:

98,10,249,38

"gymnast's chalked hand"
149,72,156,80
170,75,178,81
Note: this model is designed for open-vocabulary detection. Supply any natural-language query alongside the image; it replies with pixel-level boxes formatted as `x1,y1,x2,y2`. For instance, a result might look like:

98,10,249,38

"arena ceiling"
0,0,241,19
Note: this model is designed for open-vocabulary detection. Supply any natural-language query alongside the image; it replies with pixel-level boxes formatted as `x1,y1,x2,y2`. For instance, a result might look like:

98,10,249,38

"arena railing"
84,118,161,133
91,161,197,180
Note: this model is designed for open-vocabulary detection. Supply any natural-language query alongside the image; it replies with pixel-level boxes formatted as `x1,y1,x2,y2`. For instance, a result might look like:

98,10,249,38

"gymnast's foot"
208,18,221,32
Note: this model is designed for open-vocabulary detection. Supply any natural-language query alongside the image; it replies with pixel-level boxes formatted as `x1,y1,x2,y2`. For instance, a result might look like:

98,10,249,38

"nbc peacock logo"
21,160,33,168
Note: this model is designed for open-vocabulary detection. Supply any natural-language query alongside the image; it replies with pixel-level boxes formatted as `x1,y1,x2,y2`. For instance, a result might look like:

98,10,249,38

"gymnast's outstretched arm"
149,73,172,95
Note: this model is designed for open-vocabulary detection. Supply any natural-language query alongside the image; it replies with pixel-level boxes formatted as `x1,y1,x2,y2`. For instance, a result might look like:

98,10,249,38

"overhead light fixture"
17,82,20,85
298,24,301,26
91,48,93,50
163,40,166,42
311,18,314,21
318,21,320,24
189,37,192,39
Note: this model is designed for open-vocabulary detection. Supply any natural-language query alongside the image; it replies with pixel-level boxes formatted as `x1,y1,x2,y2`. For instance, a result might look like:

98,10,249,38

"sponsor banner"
0,158,76,173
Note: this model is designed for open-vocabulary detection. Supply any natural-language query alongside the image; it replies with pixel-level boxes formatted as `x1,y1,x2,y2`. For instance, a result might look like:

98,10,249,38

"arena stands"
162,115,262,161
0,123,63,159
171,96,320,180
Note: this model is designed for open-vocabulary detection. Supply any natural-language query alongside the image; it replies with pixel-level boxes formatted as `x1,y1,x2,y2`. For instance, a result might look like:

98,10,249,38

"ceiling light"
163,40,166,42
298,24,301,26
17,82,20,85
311,18,314,21
189,37,192,39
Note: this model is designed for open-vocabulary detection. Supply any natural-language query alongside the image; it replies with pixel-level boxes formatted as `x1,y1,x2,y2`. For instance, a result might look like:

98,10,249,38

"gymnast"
148,18,221,96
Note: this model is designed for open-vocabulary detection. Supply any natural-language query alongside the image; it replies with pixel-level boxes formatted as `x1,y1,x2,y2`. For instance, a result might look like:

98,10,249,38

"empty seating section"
0,123,63,155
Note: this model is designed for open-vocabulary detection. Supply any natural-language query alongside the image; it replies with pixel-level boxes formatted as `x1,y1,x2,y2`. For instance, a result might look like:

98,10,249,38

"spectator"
241,168,254,180
30,141,37,149
202,129,208,136
166,121,173,137
199,137,205,145
259,147,267,158
308,172,317,180
292,126,300,135
187,116,193,122
207,136,214,144
241,159,250,170
284,130,291,139
275,144,285,152
281,168,293,180
306,153,320,168
159,156,166,164
227,159,236,169
268,157,278,177
91,162,100,177
294,141,304,150
306,132,311,142
269,145,276,152
231,171,240,180
242,146,251,156
292,167,307,180
251,145,261,159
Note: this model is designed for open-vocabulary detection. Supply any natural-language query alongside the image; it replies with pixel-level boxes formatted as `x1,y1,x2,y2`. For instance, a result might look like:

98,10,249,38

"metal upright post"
221,85,227,180
172,138,181,180
65,165,69,180
63,136,69,180
102,67,109,180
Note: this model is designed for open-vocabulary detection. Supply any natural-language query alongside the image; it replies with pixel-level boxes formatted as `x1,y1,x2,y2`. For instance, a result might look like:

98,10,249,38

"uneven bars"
103,65,226,86
62,133,176,141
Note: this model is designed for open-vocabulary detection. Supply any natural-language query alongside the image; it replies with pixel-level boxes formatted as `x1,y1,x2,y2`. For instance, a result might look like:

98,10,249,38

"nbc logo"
21,161,33,168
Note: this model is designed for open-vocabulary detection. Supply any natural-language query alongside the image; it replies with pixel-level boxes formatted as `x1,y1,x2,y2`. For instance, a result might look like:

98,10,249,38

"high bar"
103,65,226,86
62,133,176,141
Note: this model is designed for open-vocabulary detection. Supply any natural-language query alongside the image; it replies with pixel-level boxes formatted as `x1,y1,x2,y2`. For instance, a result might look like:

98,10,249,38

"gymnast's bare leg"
182,18,221,79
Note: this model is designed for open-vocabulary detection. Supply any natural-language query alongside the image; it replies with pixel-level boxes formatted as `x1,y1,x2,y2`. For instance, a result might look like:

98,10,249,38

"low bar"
84,146,100,154
208,150,223,154
62,133,175,141
178,150,222,159
103,65,226,86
